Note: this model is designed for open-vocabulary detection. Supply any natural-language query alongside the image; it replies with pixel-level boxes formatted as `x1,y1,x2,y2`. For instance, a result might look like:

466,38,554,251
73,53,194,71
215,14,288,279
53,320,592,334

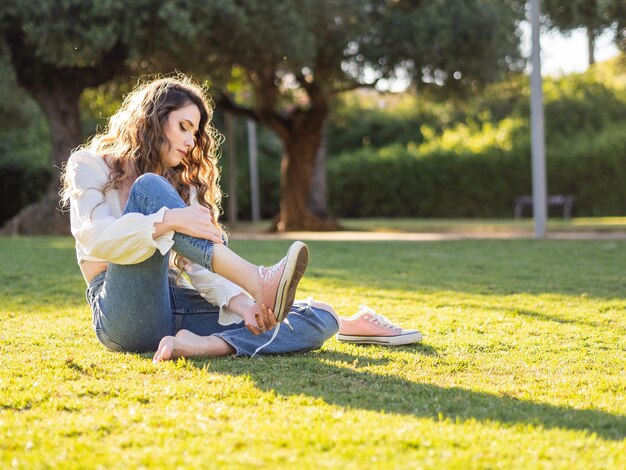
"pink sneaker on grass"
337,305,422,345
258,241,309,323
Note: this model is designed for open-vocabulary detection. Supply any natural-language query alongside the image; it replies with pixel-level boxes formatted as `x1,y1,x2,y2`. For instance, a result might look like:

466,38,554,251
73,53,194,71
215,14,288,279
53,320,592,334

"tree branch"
215,92,291,141
328,79,379,96
4,25,127,94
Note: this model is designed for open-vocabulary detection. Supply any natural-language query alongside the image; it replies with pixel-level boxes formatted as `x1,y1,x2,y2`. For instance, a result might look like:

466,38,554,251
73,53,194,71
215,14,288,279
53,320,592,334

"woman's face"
161,103,201,168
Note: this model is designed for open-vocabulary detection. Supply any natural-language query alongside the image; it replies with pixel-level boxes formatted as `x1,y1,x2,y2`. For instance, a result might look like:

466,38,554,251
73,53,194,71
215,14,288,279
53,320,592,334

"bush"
0,63,51,225
546,123,626,215
327,91,453,155
328,57,626,218
327,58,626,158
0,163,51,225
0,118,51,224
328,120,626,218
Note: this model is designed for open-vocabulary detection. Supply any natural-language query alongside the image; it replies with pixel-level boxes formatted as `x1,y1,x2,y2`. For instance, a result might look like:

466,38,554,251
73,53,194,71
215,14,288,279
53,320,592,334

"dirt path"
228,230,626,242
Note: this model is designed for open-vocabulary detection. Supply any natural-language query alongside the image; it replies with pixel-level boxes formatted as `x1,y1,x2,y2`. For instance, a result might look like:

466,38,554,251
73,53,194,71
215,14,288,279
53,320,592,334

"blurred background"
0,0,624,233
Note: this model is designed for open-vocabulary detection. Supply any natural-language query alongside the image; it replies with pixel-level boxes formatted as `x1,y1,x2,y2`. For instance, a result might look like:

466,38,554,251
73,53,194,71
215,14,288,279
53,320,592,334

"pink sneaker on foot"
258,241,309,322
337,305,422,345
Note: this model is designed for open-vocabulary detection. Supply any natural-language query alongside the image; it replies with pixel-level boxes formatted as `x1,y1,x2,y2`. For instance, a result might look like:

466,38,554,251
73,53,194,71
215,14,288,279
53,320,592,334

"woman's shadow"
201,347,626,442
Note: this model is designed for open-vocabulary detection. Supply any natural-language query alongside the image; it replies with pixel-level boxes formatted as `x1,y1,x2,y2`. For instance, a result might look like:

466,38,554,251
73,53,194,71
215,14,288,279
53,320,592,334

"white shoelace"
251,317,293,358
359,305,401,331
258,256,285,287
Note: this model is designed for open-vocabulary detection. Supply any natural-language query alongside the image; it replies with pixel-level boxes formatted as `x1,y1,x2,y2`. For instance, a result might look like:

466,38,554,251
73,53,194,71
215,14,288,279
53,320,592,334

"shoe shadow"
205,350,626,441
344,342,440,356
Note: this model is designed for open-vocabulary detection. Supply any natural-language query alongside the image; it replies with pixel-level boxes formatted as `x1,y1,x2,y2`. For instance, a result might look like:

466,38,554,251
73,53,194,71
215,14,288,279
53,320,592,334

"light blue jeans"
86,173,338,356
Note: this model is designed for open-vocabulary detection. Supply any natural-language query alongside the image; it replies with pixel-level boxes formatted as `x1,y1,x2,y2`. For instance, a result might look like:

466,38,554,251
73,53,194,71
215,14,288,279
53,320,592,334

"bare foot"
153,335,176,362
153,329,233,362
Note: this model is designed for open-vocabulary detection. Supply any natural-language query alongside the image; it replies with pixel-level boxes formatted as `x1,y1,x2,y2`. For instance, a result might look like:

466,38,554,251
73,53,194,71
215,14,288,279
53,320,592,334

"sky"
520,24,620,76
377,24,621,92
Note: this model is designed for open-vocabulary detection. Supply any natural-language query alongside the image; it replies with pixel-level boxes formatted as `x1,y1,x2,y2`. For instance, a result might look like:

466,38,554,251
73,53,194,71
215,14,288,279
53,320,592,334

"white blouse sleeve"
182,263,246,325
66,150,175,264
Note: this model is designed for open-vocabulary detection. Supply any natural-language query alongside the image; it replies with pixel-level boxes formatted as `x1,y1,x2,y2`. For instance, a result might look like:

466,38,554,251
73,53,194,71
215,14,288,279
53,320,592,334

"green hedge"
0,163,50,224
328,59,626,218
328,121,626,218
0,117,51,226
0,57,51,225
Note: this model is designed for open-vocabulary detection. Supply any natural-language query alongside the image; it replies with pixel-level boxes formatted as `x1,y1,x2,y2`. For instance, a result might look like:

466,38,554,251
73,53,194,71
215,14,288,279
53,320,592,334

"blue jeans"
86,173,338,355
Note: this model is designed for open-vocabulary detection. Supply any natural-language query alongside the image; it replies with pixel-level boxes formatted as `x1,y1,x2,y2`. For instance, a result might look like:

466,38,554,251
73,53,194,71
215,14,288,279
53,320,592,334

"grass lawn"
1,235,625,469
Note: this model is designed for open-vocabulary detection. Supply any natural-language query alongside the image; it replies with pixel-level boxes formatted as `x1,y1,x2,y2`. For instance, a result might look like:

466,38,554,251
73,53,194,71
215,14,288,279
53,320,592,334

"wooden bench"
514,195,575,220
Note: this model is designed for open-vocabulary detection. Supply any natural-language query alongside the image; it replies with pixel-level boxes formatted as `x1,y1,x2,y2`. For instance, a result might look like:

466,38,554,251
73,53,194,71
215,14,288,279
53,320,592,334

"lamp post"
247,119,260,223
530,0,547,238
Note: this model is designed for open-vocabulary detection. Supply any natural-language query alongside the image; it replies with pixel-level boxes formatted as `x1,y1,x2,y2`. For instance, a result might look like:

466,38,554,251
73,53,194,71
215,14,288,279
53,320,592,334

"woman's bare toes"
153,336,175,362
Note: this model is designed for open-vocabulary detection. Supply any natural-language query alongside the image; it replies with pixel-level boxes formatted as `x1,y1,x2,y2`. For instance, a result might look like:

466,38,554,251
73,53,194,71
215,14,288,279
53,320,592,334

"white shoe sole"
336,331,423,345
274,241,309,322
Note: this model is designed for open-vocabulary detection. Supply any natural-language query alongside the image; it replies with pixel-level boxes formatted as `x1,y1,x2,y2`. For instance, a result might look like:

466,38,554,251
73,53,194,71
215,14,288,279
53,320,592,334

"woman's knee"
307,300,340,324
127,173,183,214
321,309,340,337
304,305,340,347
302,301,340,336
131,172,172,195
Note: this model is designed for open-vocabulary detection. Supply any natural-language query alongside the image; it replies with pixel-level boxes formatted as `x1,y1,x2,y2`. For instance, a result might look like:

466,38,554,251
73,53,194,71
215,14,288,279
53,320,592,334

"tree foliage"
156,0,525,229
1,0,527,232
0,0,158,233
542,0,626,62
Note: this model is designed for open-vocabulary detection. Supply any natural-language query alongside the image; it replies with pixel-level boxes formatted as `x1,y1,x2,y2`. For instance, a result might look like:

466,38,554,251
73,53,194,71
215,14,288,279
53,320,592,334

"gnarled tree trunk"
308,122,329,218
1,84,82,235
217,84,340,232
1,26,127,234
274,110,340,232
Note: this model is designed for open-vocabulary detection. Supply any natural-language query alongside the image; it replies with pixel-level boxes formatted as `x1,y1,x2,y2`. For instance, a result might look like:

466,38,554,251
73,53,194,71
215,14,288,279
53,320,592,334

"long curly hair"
62,74,223,224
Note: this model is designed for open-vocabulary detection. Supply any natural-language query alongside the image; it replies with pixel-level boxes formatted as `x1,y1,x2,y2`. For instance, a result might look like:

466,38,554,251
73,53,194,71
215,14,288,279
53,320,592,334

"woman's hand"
156,205,224,243
244,304,277,336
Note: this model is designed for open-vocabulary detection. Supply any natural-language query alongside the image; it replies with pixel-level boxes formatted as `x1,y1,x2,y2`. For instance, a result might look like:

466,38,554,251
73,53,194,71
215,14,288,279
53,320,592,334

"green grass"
1,236,625,469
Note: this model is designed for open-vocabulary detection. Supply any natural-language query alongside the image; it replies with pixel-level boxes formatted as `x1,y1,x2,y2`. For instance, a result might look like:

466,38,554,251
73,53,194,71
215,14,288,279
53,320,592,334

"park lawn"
1,236,625,469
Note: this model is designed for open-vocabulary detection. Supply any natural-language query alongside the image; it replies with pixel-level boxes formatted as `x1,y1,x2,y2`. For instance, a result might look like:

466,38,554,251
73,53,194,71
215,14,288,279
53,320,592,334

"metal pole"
530,0,547,239
226,112,238,226
247,119,260,223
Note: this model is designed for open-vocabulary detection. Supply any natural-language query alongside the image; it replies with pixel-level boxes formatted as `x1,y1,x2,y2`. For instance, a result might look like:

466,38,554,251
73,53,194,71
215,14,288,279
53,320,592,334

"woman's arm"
67,151,174,264
154,205,223,243
180,264,276,334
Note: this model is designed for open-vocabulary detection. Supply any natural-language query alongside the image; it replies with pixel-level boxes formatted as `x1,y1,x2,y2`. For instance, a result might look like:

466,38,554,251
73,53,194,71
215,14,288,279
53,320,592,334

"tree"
0,0,160,234
542,0,623,66
167,0,524,230
1,0,525,233
605,0,626,52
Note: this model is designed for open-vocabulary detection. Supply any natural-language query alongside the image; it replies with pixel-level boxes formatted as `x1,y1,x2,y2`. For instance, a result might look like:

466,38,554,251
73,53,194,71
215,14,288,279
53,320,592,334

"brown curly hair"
62,74,223,224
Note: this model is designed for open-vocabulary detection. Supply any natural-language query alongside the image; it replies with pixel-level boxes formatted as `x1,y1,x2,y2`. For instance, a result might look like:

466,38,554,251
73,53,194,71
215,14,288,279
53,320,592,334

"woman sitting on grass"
61,74,420,360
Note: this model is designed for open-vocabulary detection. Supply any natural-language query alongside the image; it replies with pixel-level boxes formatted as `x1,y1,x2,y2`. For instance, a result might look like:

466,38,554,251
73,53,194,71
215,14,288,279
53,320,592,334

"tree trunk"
587,26,596,67
215,89,340,232
308,122,329,217
1,84,83,235
1,25,128,235
275,114,340,232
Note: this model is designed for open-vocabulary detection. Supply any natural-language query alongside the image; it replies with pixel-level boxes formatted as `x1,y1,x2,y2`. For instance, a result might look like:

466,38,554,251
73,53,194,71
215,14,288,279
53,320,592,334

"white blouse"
65,149,243,325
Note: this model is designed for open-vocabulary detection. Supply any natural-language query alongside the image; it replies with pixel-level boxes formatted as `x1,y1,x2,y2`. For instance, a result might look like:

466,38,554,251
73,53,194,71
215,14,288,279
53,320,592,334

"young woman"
62,74,421,359
61,75,338,357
